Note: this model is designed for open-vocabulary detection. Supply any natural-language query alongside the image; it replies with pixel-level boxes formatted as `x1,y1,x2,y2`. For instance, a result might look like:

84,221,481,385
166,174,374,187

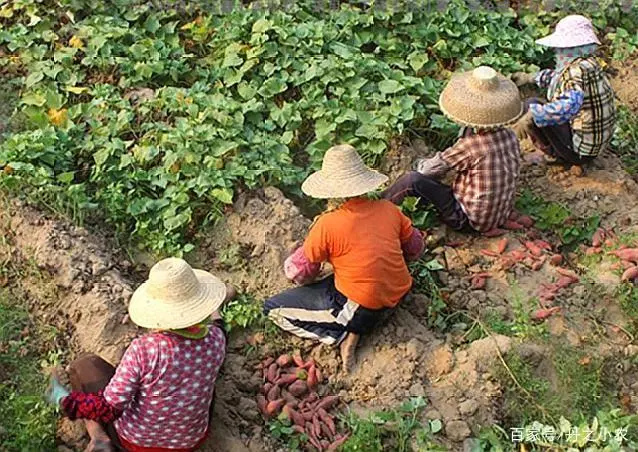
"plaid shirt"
535,58,616,157
439,128,520,232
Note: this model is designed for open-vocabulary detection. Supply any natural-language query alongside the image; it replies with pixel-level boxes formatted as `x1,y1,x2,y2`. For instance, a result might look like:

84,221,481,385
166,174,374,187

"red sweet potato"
266,398,285,416
284,406,306,427
315,395,339,411
275,374,298,386
555,267,579,282
611,248,638,263
496,238,509,254
499,256,515,270
481,249,499,257
281,389,298,406
313,414,321,437
517,215,534,228
591,228,606,247
276,354,292,367
292,353,305,368
621,266,638,282
267,363,278,383
483,228,507,237
318,408,336,435
321,440,331,449
328,435,350,451
446,240,465,248
306,392,319,403
534,240,552,251
320,421,334,441
307,365,318,389
585,247,603,256
531,258,545,271
470,276,486,289
256,395,268,416
267,384,281,402
262,382,273,395
315,367,323,384
623,260,636,270
556,276,576,290
549,254,563,266
532,307,561,321
524,241,543,257
288,380,308,397
301,410,314,421
262,357,275,368
292,425,305,434
306,425,322,450
504,220,525,230
301,358,316,370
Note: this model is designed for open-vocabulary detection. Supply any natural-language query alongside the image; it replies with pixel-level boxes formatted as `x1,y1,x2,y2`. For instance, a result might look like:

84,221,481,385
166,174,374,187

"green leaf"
237,82,257,100
407,52,429,72
65,86,89,94
378,79,404,94
430,419,443,434
144,15,161,33
56,172,75,184
473,36,491,48
252,19,272,34
22,93,46,106
212,188,233,204
213,141,238,157
25,72,44,89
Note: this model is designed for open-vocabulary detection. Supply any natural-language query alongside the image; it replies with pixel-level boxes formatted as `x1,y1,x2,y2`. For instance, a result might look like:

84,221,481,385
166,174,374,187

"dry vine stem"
460,311,555,424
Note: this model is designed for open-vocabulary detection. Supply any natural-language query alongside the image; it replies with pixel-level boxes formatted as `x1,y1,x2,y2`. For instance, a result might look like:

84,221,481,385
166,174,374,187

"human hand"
510,72,536,87
511,111,535,141
45,376,70,406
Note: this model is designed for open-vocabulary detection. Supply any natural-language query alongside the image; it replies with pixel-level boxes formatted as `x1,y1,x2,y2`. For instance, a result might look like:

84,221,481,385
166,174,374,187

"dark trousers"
525,98,595,166
382,171,469,231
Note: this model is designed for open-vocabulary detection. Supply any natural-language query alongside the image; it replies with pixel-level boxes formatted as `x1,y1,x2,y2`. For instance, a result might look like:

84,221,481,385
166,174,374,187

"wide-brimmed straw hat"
129,258,226,330
536,15,601,48
301,144,388,199
439,66,523,129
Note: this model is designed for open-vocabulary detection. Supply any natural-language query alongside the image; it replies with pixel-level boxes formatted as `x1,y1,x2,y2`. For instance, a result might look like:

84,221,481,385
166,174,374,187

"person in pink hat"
511,15,616,172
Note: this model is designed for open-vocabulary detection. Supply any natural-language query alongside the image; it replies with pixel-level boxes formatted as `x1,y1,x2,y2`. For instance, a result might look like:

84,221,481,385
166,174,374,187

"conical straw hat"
536,15,601,48
439,66,523,129
302,144,388,199
129,258,226,330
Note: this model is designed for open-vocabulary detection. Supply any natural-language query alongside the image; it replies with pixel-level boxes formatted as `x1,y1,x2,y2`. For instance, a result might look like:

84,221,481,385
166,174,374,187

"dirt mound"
196,187,311,299
611,59,638,111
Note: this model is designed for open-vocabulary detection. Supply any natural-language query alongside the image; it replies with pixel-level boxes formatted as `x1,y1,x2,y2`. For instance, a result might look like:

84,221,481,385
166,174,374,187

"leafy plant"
612,105,638,176
399,196,438,230
409,258,449,330
220,293,264,331
268,416,306,451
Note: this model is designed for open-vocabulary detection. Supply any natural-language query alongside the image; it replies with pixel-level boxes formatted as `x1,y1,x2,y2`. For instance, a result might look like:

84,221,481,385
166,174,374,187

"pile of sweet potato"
255,353,348,451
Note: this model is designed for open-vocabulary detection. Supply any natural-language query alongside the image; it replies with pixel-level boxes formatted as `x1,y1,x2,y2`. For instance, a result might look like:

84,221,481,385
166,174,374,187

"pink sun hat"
536,15,601,48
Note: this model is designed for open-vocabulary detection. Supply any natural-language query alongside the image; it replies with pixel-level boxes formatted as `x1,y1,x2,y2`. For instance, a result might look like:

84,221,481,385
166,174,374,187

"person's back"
105,325,226,449
303,198,413,309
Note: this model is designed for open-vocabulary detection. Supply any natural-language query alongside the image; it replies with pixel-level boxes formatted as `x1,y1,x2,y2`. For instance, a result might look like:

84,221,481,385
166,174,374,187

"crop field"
1,0,638,451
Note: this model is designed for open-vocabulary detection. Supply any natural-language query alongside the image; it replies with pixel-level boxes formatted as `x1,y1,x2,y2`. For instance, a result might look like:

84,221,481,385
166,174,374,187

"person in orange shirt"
264,144,424,372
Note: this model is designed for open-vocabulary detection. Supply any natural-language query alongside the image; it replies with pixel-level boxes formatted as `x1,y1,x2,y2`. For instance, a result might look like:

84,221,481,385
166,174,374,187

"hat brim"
128,270,226,330
535,33,601,48
439,100,524,129
301,170,388,199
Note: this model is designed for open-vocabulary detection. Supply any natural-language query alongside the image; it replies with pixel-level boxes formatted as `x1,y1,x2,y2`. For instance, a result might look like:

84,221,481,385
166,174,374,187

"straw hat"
439,66,523,129
129,258,226,330
301,144,388,199
536,15,601,48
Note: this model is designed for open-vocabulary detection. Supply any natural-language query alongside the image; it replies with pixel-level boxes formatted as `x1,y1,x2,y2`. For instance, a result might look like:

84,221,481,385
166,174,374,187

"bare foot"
84,438,113,452
339,333,360,373
224,284,237,302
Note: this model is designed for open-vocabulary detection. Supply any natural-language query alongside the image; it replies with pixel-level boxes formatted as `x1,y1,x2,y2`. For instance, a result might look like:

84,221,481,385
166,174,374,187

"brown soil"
611,59,638,111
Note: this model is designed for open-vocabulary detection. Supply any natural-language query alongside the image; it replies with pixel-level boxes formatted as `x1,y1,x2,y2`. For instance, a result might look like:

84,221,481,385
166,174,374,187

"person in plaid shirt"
45,258,235,452
512,15,616,168
384,66,522,233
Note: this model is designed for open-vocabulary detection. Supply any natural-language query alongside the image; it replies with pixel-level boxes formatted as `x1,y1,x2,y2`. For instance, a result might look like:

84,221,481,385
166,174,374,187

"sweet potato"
496,238,509,254
591,228,606,247
534,240,552,251
532,307,561,321
622,260,635,270
549,254,563,266
483,228,506,237
276,354,292,367
320,421,334,441
315,367,323,384
446,240,465,248
307,365,318,389
499,256,515,270
524,241,543,257
555,267,579,282
306,392,319,403
256,395,268,416
266,398,285,416
301,358,316,370
510,249,527,262
321,440,331,449
585,247,602,256
328,435,350,451
504,220,524,230
275,373,298,386
517,215,534,228
281,389,298,406
301,410,314,421
318,408,336,435
288,380,308,397
531,259,544,271
470,276,486,289
556,276,576,290
306,426,322,450
621,266,638,282
267,384,281,402
313,414,321,437
292,425,305,434
315,395,339,411
267,363,278,383
292,353,305,368
285,406,306,427
481,249,499,257
262,382,273,395
611,248,638,263
262,357,275,368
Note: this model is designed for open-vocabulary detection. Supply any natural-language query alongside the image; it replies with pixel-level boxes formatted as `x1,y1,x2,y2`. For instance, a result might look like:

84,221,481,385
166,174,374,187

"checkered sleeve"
535,69,556,89
530,89,584,127
103,340,143,411
440,138,475,172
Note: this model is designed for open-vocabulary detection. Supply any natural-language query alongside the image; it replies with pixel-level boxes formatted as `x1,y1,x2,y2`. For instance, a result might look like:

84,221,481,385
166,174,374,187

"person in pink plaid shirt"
383,66,523,233
45,258,235,452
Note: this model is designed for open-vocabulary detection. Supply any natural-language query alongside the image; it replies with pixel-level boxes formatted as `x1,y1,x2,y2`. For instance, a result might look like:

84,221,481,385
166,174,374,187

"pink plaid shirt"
103,326,226,449
441,128,520,232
